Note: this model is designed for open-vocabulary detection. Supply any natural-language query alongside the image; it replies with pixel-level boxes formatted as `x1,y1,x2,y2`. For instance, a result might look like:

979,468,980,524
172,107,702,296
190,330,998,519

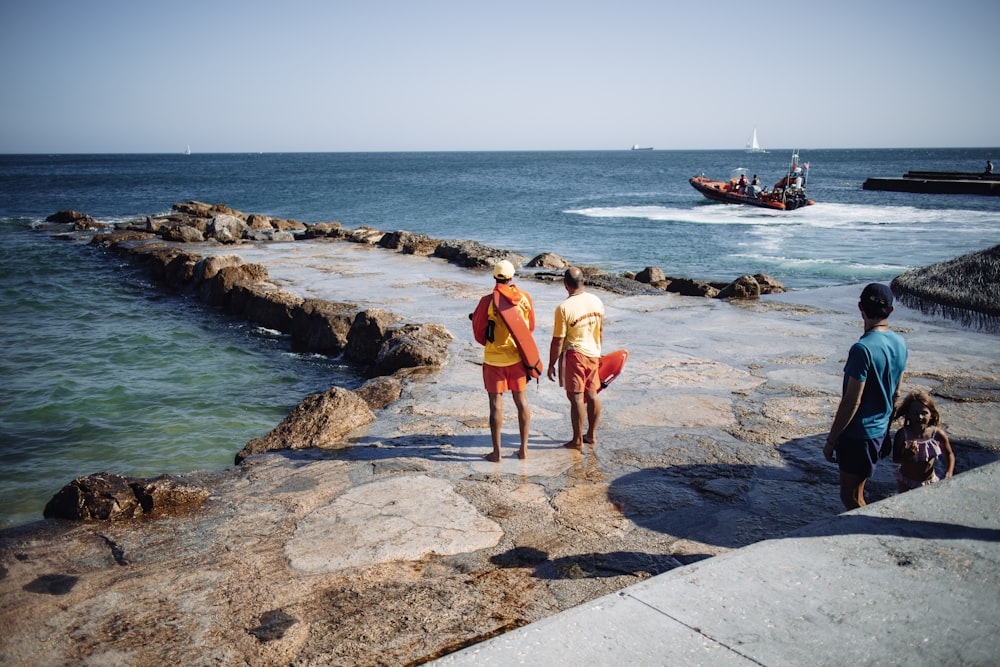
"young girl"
892,392,954,492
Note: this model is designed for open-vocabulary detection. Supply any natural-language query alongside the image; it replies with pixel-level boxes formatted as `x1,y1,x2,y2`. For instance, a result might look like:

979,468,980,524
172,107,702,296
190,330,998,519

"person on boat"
472,260,536,461
823,283,908,509
749,175,762,198
737,173,748,193
987,160,994,174
547,267,605,451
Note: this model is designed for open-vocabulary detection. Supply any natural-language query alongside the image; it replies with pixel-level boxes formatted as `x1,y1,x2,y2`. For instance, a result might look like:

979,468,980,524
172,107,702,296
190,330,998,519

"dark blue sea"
2,148,998,527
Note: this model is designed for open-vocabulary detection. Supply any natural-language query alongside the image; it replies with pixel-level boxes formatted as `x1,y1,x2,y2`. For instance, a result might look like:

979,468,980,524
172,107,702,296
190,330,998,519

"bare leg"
484,392,503,461
583,386,601,445
511,390,530,459
839,471,867,509
563,391,586,450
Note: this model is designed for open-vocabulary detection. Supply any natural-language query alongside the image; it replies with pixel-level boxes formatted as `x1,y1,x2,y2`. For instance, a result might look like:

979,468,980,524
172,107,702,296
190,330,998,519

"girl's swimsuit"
895,427,942,489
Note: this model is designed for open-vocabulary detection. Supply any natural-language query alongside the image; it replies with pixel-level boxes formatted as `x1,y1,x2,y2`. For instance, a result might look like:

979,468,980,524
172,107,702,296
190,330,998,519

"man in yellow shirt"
475,260,535,461
547,267,604,450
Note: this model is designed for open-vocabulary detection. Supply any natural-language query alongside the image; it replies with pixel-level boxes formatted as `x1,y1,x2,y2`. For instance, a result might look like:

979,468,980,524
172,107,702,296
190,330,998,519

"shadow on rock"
789,513,1000,543
606,464,762,549
490,546,686,580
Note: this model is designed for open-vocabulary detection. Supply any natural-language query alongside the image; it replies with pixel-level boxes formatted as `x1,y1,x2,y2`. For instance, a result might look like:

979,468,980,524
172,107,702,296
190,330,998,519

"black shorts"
834,433,887,479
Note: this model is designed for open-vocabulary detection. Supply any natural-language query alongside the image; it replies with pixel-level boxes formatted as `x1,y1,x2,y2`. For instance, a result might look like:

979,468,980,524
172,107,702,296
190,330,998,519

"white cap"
493,260,515,280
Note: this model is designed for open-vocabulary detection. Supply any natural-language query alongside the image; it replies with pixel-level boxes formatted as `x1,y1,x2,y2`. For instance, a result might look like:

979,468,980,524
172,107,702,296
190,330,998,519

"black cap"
860,283,894,307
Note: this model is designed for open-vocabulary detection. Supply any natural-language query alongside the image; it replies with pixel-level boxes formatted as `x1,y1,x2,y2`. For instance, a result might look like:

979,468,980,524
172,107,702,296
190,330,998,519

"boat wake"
567,202,998,230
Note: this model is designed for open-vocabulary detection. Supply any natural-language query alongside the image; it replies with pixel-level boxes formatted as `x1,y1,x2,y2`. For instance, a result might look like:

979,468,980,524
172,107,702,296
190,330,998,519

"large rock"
527,252,568,270
355,376,405,409
666,277,720,298
173,201,245,219
43,472,209,522
235,387,376,463
303,222,343,239
228,284,303,332
208,213,248,243
193,254,246,283
46,210,94,225
161,224,205,243
290,298,357,354
717,275,761,300
379,230,440,255
343,309,404,366
200,262,270,307
433,240,526,270
374,323,453,375
635,266,666,285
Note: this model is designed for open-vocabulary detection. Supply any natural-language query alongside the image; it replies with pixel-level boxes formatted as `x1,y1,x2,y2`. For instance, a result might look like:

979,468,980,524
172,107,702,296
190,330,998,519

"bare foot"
583,435,596,445
562,441,583,451
482,451,501,462
517,448,527,459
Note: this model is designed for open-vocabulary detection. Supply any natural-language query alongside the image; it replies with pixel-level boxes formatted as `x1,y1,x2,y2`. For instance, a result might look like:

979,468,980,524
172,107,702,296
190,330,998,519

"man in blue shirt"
824,283,908,509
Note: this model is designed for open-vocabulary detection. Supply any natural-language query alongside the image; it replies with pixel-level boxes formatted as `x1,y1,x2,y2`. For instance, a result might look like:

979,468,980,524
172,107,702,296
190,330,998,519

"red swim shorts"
564,349,599,394
483,362,527,394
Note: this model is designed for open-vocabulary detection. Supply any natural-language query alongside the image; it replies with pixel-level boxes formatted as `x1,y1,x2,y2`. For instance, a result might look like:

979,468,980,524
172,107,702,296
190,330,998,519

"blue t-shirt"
842,329,908,439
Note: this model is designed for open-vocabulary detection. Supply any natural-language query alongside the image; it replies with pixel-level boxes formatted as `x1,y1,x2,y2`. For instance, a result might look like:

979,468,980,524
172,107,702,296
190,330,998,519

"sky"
1,0,998,153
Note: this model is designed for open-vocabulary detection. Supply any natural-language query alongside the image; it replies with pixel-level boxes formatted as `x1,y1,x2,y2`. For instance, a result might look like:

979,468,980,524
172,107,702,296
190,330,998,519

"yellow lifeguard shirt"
483,287,534,367
553,291,603,358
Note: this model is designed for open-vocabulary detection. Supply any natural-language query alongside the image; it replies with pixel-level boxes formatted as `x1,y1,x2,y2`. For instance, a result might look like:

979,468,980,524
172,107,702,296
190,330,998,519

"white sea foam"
567,202,998,230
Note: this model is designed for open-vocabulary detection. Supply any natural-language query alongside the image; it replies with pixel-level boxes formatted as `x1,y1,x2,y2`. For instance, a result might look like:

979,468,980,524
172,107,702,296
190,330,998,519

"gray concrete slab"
433,461,1000,666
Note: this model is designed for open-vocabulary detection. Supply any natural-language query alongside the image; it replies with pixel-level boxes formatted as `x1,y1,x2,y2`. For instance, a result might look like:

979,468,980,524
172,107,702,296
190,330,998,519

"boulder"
527,252,568,270
374,323,453,375
208,213,248,243
379,230,440,255
754,273,786,295
270,218,307,233
235,387,376,463
229,284,303,332
635,266,666,284
173,201,245,219
433,239,526,270
46,210,93,225
90,230,157,247
42,473,210,522
162,224,205,243
303,222,343,239
355,376,405,410
717,275,762,300
200,262,269,307
246,214,274,231
666,278,720,298
290,298,357,354
44,472,143,521
130,476,212,515
343,309,404,366
343,226,386,245
193,254,246,283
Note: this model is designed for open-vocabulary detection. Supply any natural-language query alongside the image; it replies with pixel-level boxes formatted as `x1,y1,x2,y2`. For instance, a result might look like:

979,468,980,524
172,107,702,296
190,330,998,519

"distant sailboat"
745,129,765,154
184,145,191,155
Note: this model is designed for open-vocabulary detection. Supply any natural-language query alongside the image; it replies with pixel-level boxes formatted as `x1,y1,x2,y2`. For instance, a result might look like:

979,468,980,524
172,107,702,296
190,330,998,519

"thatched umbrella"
891,245,1000,329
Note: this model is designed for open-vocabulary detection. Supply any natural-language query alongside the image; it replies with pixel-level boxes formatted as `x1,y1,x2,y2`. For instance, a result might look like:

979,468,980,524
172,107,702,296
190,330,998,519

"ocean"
1,148,998,528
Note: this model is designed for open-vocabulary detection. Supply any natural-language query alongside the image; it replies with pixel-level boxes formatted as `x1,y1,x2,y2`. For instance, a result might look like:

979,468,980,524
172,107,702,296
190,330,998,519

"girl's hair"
894,391,941,427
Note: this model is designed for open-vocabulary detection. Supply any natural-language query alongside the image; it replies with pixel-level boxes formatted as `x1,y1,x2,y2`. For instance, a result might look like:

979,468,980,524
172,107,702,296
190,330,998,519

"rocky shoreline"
2,205,998,666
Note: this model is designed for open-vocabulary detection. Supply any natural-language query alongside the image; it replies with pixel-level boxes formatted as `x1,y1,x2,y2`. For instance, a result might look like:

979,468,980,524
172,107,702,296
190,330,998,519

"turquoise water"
0,225,359,527
1,148,998,527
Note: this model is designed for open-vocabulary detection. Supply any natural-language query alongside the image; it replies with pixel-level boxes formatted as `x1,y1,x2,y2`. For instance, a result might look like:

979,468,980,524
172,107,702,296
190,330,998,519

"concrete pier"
433,460,1000,666
863,170,1000,195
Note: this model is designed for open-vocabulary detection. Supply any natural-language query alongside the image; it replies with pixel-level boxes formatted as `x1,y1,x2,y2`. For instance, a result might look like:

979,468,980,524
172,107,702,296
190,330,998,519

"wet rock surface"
2,234,998,666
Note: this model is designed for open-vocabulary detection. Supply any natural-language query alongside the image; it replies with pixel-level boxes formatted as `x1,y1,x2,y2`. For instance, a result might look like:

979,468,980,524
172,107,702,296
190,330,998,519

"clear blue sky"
1,0,997,153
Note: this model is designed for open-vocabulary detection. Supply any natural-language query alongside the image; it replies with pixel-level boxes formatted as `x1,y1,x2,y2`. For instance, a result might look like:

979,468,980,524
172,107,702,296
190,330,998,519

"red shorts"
564,349,599,394
483,363,527,394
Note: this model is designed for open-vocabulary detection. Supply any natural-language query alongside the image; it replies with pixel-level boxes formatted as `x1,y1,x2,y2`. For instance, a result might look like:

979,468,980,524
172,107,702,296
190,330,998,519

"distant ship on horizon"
631,144,653,151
